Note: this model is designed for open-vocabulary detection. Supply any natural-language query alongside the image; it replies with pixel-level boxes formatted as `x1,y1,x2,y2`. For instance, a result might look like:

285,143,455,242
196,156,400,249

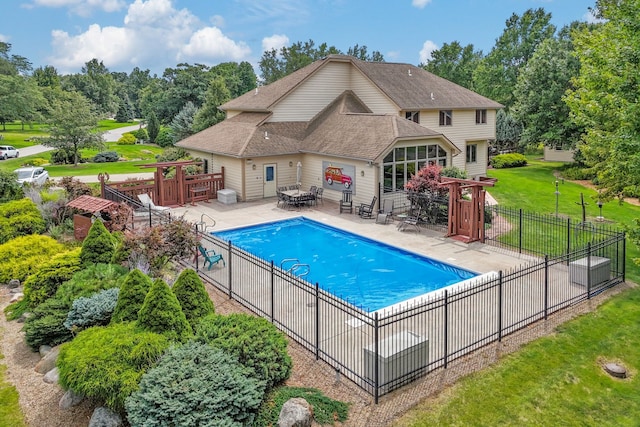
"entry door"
263,164,277,197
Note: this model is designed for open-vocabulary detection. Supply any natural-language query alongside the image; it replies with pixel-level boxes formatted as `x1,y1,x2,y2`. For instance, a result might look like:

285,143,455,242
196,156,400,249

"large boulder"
88,407,122,427
34,345,60,374
43,367,59,384
59,389,84,409
8,279,21,289
278,397,313,427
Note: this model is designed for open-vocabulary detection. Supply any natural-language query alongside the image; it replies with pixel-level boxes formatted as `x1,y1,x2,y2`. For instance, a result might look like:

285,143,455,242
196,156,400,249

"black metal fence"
195,215,625,403
102,185,172,228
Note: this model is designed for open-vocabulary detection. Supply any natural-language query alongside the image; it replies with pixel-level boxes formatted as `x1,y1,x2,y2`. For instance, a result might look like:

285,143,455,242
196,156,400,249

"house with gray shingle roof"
177,54,502,205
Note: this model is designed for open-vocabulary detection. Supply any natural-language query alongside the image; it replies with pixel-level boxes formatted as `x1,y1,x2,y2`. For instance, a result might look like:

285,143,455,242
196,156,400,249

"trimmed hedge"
490,153,528,169
195,313,292,390
57,322,170,411
0,198,46,244
125,342,264,427
117,133,136,145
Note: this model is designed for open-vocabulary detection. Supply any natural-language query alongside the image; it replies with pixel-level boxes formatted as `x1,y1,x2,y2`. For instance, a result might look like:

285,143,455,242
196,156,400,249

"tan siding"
215,157,243,200
420,109,497,174
244,156,304,201
350,67,398,114
465,140,489,178
270,62,351,122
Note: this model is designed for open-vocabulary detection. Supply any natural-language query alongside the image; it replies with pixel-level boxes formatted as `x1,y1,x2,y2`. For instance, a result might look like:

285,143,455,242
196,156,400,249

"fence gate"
440,177,496,243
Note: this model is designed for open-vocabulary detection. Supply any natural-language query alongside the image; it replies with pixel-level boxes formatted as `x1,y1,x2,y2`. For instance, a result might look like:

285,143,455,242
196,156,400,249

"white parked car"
0,145,19,160
15,166,49,186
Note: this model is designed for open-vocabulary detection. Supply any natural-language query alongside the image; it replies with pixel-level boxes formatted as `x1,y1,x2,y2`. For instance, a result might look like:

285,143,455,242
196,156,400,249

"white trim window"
475,109,487,124
439,110,452,126
383,144,448,192
466,143,477,164
405,111,420,123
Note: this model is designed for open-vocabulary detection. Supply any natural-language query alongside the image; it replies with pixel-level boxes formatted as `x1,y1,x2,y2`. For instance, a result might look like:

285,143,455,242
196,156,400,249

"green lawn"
393,286,640,427
486,157,640,283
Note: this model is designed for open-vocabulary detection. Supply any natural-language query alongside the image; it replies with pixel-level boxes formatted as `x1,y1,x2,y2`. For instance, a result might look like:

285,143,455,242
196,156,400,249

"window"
439,110,452,126
466,144,477,164
405,111,420,123
475,109,487,124
382,143,448,192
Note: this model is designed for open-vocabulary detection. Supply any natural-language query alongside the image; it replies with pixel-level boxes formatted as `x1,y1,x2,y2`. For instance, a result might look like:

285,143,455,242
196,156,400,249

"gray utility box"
363,331,428,392
569,256,611,287
217,189,237,205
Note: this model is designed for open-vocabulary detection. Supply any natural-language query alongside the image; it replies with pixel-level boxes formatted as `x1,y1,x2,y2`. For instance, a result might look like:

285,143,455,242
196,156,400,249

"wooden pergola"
439,177,496,243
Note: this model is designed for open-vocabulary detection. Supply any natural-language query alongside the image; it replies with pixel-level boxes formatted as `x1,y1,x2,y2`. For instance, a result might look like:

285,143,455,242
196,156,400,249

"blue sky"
2,0,598,76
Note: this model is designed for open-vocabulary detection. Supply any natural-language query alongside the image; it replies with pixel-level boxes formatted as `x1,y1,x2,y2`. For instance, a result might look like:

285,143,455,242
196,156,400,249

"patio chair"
197,244,225,270
137,193,170,211
316,187,324,204
358,196,377,218
398,206,421,232
376,199,394,224
340,190,353,213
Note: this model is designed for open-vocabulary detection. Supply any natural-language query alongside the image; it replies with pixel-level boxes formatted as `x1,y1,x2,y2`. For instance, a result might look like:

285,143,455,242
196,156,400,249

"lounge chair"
197,244,225,270
358,196,377,218
340,190,353,213
398,207,421,232
376,199,394,224
137,193,170,211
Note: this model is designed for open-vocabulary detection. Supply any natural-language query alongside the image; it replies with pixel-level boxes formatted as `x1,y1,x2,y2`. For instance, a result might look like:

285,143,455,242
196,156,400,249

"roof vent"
430,92,435,101
264,131,269,140
408,69,412,76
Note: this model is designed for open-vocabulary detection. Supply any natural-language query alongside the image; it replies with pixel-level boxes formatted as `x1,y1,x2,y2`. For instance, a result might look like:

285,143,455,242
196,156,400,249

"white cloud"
262,34,289,53
32,0,126,16
583,10,605,24
180,27,251,61
0,34,9,42
419,40,438,64
412,0,432,9
46,0,253,73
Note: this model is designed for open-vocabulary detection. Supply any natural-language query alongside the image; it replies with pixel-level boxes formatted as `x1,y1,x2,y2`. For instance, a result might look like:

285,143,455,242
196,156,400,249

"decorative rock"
59,389,84,409
39,345,53,357
16,312,31,323
43,367,59,384
88,407,123,427
604,362,628,379
9,292,23,303
8,279,20,289
10,286,23,293
278,398,313,427
35,345,60,374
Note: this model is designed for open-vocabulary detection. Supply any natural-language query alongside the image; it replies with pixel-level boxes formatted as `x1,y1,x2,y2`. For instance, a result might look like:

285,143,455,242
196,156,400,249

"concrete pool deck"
169,196,538,277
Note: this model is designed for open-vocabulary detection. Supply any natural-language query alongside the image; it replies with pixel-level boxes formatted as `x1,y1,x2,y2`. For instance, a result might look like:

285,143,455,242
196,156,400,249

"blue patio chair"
197,244,225,270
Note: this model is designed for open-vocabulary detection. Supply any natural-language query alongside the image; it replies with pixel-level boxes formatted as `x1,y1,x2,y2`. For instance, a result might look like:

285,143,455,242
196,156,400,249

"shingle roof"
66,195,119,213
220,54,502,112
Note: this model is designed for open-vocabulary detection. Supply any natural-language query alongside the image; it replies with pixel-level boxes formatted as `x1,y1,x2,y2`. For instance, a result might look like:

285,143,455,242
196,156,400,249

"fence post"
374,311,379,404
444,289,448,369
270,261,274,323
194,224,199,272
518,209,523,254
622,233,626,282
148,209,152,227
498,271,503,342
566,217,571,265
587,242,592,299
315,282,319,361
227,240,232,299
544,255,549,320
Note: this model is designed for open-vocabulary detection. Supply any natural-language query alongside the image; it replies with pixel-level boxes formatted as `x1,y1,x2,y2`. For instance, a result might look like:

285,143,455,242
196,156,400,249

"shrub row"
490,153,528,169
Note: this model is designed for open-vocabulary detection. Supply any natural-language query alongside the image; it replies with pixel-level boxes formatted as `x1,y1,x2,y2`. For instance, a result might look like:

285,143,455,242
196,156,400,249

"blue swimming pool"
212,217,477,312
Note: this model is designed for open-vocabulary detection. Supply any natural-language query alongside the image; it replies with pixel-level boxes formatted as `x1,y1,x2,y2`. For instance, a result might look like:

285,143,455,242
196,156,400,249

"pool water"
212,217,477,312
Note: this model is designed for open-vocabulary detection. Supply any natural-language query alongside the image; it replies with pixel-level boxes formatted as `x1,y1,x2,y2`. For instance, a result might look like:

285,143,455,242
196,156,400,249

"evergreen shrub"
110,269,152,324
172,269,214,329
0,235,65,284
136,279,192,342
93,151,119,163
55,263,127,304
23,248,82,308
195,313,292,390
24,297,73,350
80,220,116,266
255,386,349,426
0,198,46,244
490,153,528,169
64,287,120,333
117,133,136,145
125,342,264,427
57,322,169,411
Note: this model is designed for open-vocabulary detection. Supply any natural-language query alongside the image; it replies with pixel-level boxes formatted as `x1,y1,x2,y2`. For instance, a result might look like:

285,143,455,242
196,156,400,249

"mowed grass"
0,346,27,427
486,157,640,283
393,286,640,427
